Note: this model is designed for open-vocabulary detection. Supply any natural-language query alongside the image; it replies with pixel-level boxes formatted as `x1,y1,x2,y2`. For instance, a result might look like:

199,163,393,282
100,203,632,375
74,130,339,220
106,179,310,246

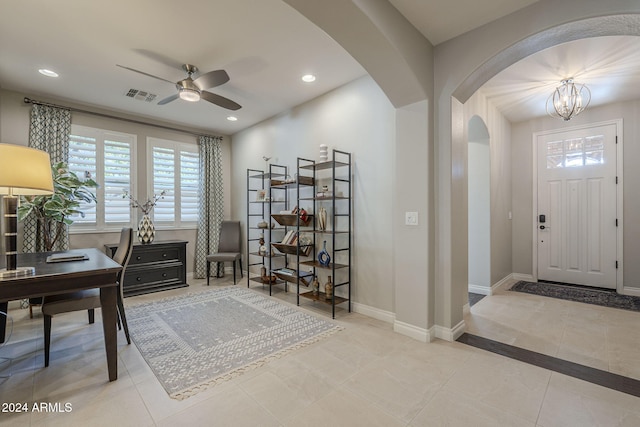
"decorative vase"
137,214,155,244
325,276,333,300
317,240,331,266
318,207,327,231
312,276,320,296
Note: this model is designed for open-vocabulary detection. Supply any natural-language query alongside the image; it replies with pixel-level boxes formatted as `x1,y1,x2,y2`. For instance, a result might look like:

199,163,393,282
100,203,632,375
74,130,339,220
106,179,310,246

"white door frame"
531,119,624,293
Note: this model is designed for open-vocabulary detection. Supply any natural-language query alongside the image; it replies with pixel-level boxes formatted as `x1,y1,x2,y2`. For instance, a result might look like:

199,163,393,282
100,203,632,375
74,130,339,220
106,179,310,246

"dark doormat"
468,292,485,307
509,281,640,312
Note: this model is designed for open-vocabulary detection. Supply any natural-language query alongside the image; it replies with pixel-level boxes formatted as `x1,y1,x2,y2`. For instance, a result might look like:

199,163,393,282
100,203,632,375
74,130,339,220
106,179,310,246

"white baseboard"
469,274,521,296
620,286,640,297
468,284,491,295
491,274,516,293
352,302,435,342
512,273,534,282
434,319,466,342
352,302,395,324
393,320,433,342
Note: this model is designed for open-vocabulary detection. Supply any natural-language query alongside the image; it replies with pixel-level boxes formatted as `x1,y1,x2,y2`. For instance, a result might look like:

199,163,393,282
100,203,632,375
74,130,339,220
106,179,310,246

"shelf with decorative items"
246,165,290,294
295,149,352,318
267,172,317,296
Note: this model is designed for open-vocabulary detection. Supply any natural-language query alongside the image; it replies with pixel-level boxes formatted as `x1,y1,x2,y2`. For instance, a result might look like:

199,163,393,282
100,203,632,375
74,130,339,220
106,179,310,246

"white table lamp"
0,144,54,278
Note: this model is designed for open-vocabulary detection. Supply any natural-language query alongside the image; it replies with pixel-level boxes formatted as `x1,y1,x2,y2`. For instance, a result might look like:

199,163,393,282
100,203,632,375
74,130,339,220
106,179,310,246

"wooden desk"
0,248,122,381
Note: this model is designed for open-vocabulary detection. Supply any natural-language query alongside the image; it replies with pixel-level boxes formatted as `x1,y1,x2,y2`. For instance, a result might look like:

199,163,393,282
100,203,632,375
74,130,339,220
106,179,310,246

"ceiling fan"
117,63,241,110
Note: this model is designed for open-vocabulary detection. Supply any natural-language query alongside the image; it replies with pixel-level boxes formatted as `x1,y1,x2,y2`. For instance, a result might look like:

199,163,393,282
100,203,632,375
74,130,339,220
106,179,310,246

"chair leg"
117,311,122,330
233,261,237,285
216,262,223,278
117,294,131,345
207,261,210,286
44,314,51,367
30,303,33,319
88,309,95,324
240,258,244,278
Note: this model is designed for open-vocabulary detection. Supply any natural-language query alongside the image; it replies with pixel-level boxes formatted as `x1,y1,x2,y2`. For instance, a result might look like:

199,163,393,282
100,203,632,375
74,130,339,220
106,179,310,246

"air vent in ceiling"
125,89,157,103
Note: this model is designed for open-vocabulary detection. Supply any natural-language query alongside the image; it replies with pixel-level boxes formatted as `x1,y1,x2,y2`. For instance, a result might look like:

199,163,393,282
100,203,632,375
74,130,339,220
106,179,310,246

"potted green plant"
18,161,98,251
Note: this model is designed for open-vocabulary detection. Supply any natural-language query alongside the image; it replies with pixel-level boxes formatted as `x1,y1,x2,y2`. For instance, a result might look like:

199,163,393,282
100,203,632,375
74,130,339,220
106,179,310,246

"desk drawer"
130,247,181,265
124,263,182,287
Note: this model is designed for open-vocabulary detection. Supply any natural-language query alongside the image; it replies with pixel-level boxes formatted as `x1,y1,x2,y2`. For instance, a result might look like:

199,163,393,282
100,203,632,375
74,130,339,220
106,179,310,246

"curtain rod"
23,97,221,140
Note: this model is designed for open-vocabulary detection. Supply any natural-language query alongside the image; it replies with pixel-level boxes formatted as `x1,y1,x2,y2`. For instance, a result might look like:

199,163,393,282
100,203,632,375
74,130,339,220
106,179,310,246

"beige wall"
511,99,640,289
0,88,233,274
231,76,397,314
463,92,513,293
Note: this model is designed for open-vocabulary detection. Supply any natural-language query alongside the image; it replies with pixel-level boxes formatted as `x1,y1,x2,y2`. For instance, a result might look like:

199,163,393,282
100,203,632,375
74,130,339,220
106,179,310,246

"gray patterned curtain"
194,135,225,278
23,104,71,252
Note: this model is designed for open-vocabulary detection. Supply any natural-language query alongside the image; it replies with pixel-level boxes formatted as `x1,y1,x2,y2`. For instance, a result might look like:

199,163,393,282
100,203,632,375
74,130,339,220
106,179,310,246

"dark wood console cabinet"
104,240,188,297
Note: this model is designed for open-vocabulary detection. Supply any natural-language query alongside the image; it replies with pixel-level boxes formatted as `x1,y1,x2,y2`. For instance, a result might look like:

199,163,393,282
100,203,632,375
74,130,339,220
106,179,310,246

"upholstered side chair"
206,221,243,285
42,227,134,367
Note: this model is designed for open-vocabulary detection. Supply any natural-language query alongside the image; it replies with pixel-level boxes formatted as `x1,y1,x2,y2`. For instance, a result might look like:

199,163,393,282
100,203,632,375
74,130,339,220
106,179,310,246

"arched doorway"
448,14,640,339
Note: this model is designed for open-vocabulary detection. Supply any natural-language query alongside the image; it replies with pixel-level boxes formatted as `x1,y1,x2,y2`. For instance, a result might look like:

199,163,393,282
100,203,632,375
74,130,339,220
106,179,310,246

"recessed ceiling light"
227,116,238,121
38,69,59,78
301,74,316,83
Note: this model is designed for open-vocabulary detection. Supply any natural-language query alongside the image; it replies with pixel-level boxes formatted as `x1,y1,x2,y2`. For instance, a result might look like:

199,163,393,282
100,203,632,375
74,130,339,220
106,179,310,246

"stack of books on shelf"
280,231,312,256
281,230,298,245
273,267,310,286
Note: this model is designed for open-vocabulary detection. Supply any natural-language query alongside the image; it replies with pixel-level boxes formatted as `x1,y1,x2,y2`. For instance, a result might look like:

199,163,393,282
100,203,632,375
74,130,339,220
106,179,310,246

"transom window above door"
545,135,605,169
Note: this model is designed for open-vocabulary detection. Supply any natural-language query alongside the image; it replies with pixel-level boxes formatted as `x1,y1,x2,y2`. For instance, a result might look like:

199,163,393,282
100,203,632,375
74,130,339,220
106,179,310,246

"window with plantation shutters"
148,138,199,227
68,125,135,231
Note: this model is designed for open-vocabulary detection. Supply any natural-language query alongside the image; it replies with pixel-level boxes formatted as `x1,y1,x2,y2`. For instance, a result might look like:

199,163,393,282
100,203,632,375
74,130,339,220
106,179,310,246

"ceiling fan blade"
193,70,230,90
157,94,180,105
201,91,242,110
116,64,175,85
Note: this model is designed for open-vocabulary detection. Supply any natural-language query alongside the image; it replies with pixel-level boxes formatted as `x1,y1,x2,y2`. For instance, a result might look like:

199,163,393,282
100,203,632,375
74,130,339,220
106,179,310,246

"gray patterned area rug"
127,286,341,400
509,281,640,312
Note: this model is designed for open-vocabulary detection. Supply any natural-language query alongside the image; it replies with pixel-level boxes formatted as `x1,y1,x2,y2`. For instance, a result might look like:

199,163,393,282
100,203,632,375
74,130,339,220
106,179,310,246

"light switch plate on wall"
405,211,418,225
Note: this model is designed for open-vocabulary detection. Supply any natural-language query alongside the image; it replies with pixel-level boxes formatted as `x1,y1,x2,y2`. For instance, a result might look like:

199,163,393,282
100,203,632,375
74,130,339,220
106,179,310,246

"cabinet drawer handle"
163,253,167,257
162,273,167,277
136,277,142,281
136,256,141,261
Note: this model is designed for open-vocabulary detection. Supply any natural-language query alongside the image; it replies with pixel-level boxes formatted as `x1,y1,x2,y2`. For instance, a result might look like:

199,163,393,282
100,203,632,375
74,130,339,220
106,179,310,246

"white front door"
536,123,618,288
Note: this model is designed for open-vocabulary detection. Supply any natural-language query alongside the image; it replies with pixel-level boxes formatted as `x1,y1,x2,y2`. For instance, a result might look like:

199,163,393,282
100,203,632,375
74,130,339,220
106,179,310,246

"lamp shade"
0,144,54,195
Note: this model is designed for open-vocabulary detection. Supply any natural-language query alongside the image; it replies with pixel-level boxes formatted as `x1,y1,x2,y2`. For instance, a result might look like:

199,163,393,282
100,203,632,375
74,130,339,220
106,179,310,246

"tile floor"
1,276,639,426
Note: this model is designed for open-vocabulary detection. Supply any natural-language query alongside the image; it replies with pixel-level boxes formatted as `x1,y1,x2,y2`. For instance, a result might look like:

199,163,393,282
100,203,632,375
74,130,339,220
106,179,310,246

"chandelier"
546,78,591,121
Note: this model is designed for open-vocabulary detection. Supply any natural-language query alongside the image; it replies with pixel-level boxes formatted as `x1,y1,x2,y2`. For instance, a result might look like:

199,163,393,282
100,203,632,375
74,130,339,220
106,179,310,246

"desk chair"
206,221,243,285
42,227,133,367
0,310,13,378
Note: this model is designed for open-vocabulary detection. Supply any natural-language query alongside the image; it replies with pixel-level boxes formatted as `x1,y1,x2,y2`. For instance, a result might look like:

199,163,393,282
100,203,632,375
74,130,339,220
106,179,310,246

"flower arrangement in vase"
123,189,166,243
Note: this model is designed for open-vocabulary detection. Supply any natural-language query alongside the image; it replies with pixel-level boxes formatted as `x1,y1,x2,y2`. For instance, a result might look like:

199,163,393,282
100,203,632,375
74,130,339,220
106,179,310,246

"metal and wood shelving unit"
247,150,352,318
296,149,352,318
246,165,289,295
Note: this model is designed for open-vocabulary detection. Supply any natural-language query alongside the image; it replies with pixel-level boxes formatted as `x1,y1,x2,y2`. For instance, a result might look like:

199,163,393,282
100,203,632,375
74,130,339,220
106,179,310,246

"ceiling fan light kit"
179,87,200,102
546,78,591,121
